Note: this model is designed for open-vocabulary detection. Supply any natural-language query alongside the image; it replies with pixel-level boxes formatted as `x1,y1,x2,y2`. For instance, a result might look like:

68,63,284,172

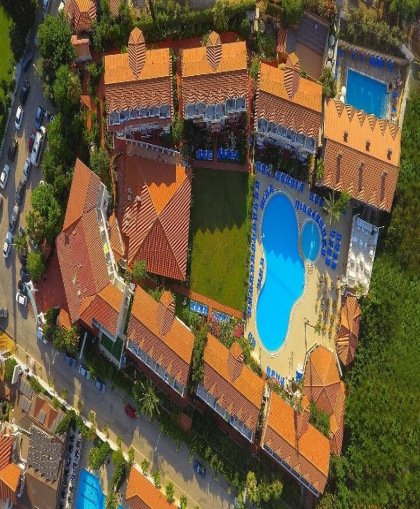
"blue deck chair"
333,252,338,261
250,265,254,273
336,232,342,242
280,173,285,184
335,242,340,251
338,47,343,57
295,200,300,209
327,248,332,257
310,191,314,202
314,195,319,205
299,182,304,193
251,339,256,348
252,233,256,242
307,207,312,217
256,161,261,172
247,308,251,317
255,180,259,189
261,257,264,265
303,204,308,213
275,171,280,181
322,239,327,247
319,198,323,207
329,239,334,248
393,91,399,99
190,300,194,311
321,248,326,257
326,258,331,267
217,148,222,159
252,224,257,232
315,213,320,223
208,151,213,161
331,229,336,237
253,213,257,221
251,254,255,262
331,261,337,270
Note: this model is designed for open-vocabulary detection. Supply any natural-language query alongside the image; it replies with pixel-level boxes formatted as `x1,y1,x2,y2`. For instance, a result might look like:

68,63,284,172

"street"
0,4,235,509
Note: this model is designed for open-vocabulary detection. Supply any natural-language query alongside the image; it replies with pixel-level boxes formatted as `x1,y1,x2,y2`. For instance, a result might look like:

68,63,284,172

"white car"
16,293,27,306
15,106,24,131
78,364,90,380
37,327,48,344
94,377,106,393
3,232,12,258
23,158,31,183
0,165,10,190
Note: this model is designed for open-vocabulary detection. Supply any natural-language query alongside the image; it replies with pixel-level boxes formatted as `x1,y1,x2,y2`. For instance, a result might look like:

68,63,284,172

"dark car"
18,280,27,294
15,180,25,205
7,137,18,161
9,205,19,233
22,50,34,72
20,267,30,283
19,255,27,267
193,460,206,478
35,106,45,130
64,353,77,368
0,308,7,318
20,80,30,104
124,403,137,419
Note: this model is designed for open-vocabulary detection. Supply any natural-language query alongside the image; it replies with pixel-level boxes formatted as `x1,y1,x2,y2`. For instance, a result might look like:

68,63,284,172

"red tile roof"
181,33,248,113
0,436,13,471
65,0,96,32
104,29,172,118
126,466,177,509
0,463,22,506
303,346,345,456
122,155,191,280
255,59,323,139
71,35,91,62
127,288,194,388
57,159,125,336
337,295,361,366
201,334,265,434
322,99,401,212
263,391,330,494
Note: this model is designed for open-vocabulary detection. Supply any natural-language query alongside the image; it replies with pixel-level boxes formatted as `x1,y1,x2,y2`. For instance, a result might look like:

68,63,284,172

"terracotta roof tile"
65,0,96,31
126,466,177,509
71,35,91,61
122,155,191,280
127,287,194,387
0,463,22,492
108,215,125,262
263,392,330,494
302,346,345,456
79,284,123,336
202,334,265,433
0,436,13,471
58,308,72,330
255,62,322,139
323,99,401,212
337,295,361,366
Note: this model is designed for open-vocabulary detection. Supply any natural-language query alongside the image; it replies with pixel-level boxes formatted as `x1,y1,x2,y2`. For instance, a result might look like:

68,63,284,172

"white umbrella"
341,86,346,96
340,95,345,103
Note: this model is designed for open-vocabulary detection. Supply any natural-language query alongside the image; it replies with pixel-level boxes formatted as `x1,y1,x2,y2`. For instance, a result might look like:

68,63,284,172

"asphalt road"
0,5,236,509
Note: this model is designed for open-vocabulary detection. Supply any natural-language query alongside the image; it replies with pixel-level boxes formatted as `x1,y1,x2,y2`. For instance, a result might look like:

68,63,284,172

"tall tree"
133,380,160,420
53,66,82,119
27,183,63,245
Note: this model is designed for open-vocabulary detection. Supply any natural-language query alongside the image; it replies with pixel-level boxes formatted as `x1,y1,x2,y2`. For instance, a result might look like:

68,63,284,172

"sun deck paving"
245,172,353,380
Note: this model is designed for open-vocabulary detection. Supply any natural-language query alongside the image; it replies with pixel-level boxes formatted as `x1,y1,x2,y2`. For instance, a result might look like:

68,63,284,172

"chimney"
343,131,348,142
387,148,392,160
366,140,370,151
358,162,364,192
380,171,387,203
128,28,146,79
336,152,342,184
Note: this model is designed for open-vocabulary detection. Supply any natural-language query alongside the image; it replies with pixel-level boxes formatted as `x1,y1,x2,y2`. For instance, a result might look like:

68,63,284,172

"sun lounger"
326,258,331,267
333,252,338,260
335,242,340,251
310,192,314,202
295,200,300,209
331,261,337,270
321,248,326,257
255,180,259,190
327,248,332,256
331,229,336,237
329,239,334,248
299,182,304,193
336,232,342,242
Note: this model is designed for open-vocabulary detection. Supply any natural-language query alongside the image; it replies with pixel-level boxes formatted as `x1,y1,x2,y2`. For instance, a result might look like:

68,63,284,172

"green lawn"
0,7,13,91
189,167,251,311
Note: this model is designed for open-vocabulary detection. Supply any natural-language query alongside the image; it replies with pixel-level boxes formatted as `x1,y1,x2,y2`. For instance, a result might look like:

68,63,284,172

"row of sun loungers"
247,332,256,349
266,366,286,387
260,184,274,210
294,200,327,237
196,149,213,161
218,148,239,161
190,300,209,316
212,310,231,322
337,47,395,71
321,230,342,270
309,191,324,207
256,161,272,176
274,171,305,193
248,185,262,317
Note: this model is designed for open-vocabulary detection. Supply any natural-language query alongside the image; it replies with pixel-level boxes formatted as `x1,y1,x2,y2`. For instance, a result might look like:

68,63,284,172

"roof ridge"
155,216,183,278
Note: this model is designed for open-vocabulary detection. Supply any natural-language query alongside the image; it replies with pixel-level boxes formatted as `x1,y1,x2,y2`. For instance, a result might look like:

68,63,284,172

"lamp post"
304,318,315,353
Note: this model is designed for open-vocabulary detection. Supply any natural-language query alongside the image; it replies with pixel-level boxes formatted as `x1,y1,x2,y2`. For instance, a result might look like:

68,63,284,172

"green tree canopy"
133,380,160,420
38,12,76,82
27,251,46,282
132,259,147,284
27,182,63,245
320,66,337,98
281,0,304,27
90,147,110,179
53,66,82,119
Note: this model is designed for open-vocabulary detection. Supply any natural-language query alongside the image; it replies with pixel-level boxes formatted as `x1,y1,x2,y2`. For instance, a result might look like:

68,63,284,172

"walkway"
170,284,242,320
191,158,249,173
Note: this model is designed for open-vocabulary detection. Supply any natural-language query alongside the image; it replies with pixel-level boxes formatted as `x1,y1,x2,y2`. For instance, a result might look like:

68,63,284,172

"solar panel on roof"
19,378,34,400
20,395,31,414
38,410,46,425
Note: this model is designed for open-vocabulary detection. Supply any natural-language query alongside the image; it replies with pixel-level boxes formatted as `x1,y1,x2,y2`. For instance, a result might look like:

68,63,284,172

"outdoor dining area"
196,149,213,161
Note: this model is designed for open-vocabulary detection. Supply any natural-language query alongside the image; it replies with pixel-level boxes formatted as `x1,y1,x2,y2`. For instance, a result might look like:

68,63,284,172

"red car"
124,403,137,419
28,129,36,153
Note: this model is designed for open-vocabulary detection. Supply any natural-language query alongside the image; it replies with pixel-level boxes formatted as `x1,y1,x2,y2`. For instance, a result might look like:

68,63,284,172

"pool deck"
245,173,353,380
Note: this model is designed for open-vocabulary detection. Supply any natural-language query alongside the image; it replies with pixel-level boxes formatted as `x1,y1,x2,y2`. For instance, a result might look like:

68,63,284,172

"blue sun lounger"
326,258,331,267
331,261,337,270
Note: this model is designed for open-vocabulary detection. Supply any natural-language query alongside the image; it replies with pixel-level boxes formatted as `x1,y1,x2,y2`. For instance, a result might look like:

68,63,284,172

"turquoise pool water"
256,193,305,352
302,221,320,262
76,469,123,509
346,69,388,118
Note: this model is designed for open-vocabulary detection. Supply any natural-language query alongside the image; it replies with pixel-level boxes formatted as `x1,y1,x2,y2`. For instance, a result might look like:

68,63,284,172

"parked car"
37,327,48,344
21,50,34,72
193,460,206,478
0,165,9,190
15,106,24,131
20,80,30,104
35,106,45,130
124,403,137,419
3,232,12,258
42,0,50,17
18,280,27,294
78,364,90,380
20,266,30,283
15,181,25,206
7,137,18,161
9,205,19,232
58,0,65,11
23,159,31,183
19,255,27,267
0,194,3,210
30,126,46,166
28,129,36,153
0,308,7,318
64,353,77,367
94,377,106,393
16,293,28,306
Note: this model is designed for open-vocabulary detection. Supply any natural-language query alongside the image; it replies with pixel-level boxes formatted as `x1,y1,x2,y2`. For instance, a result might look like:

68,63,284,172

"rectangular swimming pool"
346,68,388,118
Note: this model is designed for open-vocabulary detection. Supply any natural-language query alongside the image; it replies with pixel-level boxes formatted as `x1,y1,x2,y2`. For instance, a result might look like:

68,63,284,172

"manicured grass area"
0,7,13,98
189,167,251,311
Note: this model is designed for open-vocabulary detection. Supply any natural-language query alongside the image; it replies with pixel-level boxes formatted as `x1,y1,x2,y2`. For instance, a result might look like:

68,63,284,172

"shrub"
152,470,161,488
180,494,188,509
29,376,45,394
140,458,150,474
27,251,46,282
165,481,175,502
111,448,126,491
4,358,17,383
88,441,111,470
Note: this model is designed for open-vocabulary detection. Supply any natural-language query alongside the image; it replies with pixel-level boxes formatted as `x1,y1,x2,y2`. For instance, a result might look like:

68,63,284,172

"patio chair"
333,252,338,260
275,171,280,181
255,181,260,190
322,239,327,247
208,151,213,161
295,200,300,209
326,258,331,267
299,182,305,193
327,248,332,257
310,192,314,202
335,242,340,251
251,254,255,262
393,91,399,99
329,239,334,248
321,248,326,257
331,261,337,270
331,229,336,237
336,232,342,242
256,161,261,172
314,195,319,205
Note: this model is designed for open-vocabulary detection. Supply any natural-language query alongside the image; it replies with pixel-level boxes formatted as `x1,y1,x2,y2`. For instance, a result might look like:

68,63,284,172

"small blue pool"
256,193,305,352
76,469,123,509
346,68,388,118
301,221,320,262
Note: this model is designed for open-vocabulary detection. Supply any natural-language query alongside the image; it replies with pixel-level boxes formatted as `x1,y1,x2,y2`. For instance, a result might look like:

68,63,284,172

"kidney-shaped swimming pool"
256,193,307,352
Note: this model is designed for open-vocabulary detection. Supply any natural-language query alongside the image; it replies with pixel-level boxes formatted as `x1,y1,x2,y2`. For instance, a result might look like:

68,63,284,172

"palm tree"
134,380,160,420
322,194,341,226
105,489,119,509
13,233,28,256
